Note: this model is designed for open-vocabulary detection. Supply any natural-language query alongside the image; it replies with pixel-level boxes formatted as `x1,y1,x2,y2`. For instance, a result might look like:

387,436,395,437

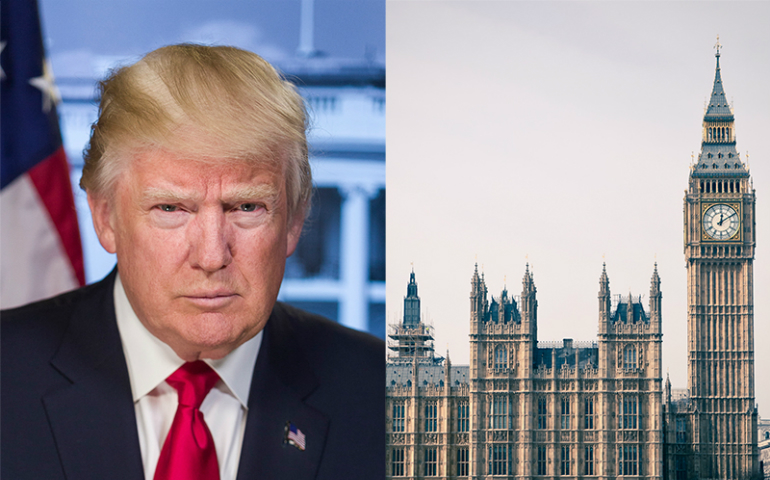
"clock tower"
683,42,759,479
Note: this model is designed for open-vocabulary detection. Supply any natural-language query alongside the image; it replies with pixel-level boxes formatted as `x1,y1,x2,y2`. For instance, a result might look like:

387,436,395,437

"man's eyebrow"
139,185,280,203
141,187,197,203
224,184,280,202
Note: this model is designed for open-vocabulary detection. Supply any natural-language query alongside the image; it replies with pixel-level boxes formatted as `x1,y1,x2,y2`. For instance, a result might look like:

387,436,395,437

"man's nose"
190,210,233,272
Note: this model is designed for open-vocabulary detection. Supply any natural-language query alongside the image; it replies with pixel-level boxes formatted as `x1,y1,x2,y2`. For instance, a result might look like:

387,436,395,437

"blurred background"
12,0,385,337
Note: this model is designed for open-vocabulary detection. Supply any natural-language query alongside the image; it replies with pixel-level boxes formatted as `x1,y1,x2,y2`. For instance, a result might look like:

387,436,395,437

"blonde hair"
81,44,311,218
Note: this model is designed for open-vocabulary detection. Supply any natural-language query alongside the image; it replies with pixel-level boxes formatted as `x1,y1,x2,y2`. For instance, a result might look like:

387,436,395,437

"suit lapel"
43,271,145,480
237,306,329,480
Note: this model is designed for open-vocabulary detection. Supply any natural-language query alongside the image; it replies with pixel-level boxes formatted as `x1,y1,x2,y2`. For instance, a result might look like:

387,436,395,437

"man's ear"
87,192,118,254
285,206,306,258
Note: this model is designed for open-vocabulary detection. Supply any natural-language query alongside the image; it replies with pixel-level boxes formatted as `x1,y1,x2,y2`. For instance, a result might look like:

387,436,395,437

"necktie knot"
166,360,220,409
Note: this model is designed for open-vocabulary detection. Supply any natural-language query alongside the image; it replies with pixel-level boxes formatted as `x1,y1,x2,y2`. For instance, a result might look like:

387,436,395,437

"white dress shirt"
114,274,262,480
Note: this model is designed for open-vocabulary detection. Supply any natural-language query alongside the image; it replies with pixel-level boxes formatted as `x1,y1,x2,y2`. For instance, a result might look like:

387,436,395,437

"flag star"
29,59,61,112
0,41,6,80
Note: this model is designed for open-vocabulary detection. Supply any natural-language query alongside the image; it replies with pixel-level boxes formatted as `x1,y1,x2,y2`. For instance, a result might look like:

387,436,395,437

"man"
1,44,385,480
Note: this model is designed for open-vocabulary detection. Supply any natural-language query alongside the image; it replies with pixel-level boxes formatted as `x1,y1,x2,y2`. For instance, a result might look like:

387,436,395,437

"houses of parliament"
385,47,761,479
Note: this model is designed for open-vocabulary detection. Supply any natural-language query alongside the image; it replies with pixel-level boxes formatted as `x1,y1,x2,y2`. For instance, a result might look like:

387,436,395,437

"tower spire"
403,268,420,326
693,41,746,177
599,262,610,295
704,37,732,122
650,262,661,295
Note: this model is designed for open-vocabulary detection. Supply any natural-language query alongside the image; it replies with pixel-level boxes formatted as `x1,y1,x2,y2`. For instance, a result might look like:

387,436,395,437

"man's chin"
170,315,264,361
171,336,241,361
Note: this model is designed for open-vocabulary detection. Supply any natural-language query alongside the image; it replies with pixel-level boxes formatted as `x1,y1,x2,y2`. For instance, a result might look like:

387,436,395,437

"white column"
338,183,378,331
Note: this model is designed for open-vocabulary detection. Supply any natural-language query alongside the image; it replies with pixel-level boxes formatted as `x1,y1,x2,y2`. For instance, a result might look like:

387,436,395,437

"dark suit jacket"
1,270,385,479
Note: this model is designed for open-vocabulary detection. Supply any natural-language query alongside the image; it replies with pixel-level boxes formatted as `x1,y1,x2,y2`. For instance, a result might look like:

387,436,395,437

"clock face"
703,204,740,240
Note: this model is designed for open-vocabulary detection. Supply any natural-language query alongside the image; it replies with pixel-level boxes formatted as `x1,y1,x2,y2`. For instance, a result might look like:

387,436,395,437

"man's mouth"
183,291,239,308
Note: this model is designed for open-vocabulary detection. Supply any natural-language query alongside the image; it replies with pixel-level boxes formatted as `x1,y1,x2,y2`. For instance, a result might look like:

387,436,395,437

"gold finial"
691,151,695,164
714,34,721,55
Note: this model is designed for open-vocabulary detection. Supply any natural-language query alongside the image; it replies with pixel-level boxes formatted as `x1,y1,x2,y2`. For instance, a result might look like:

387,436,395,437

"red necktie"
154,361,221,480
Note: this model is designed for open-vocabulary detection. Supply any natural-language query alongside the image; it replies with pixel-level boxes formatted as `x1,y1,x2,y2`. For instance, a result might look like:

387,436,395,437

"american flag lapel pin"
284,421,307,451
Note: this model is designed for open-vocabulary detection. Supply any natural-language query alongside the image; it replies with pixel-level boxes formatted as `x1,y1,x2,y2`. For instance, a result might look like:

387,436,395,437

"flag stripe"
28,146,85,285
1,175,78,308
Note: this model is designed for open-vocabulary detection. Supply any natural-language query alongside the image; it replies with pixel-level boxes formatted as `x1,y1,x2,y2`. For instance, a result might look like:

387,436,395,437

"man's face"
89,150,303,361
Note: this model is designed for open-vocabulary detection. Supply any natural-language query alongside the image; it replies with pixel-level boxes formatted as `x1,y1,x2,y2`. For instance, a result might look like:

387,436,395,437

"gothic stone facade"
386,265,664,479
386,46,760,480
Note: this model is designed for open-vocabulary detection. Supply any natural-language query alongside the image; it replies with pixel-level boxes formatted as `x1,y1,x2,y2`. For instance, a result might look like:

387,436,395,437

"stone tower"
388,269,440,362
682,43,759,479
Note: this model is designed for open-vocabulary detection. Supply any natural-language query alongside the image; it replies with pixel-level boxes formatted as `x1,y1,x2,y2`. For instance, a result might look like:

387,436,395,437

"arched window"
494,345,508,369
623,345,637,370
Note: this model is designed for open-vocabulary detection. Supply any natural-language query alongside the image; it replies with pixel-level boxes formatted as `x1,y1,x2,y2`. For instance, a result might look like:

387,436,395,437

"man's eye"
158,205,178,212
238,203,259,212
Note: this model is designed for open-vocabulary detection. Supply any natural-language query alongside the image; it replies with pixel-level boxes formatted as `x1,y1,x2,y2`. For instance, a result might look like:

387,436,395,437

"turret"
626,290,635,322
598,263,611,334
444,350,451,394
649,263,662,333
470,263,487,326
520,264,537,336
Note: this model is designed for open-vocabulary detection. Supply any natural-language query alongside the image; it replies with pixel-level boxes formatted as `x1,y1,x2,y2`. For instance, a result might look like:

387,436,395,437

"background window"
584,397,595,429
676,418,686,443
489,444,508,475
537,446,547,475
491,395,508,430
392,402,405,432
494,344,508,369
425,401,438,432
623,345,638,369
392,448,405,477
537,397,547,429
561,397,571,430
619,445,639,475
457,401,469,432
584,445,594,475
560,446,571,475
675,456,687,480
457,447,469,476
424,448,437,477
622,396,638,429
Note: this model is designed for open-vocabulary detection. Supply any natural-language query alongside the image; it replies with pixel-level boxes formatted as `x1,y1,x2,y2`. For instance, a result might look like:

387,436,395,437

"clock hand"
718,213,724,226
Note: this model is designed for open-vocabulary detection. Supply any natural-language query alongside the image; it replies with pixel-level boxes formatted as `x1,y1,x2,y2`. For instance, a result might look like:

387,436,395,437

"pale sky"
387,2,770,415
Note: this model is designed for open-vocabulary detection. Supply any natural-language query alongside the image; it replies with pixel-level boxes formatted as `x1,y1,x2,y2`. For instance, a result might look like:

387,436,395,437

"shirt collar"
113,273,261,408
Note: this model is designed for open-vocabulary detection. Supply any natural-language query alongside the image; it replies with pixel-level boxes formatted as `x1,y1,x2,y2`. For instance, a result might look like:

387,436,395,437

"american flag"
286,422,306,451
0,0,84,308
